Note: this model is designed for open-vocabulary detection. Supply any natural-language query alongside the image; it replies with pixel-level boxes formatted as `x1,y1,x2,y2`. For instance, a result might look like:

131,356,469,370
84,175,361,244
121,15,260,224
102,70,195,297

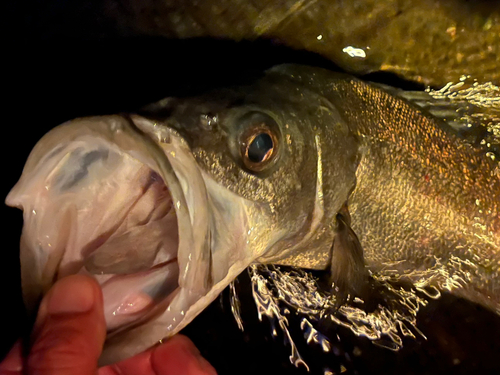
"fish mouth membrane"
87,166,182,333
7,115,203,339
73,119,197,335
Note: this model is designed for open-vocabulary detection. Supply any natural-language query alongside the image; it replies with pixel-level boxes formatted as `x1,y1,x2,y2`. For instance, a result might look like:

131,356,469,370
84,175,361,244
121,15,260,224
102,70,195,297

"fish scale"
331,78,500,310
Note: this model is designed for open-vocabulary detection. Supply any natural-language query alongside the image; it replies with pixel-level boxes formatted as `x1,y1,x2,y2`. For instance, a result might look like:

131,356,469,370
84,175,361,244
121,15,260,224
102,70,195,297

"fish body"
276,66,500,312
6,65,500,364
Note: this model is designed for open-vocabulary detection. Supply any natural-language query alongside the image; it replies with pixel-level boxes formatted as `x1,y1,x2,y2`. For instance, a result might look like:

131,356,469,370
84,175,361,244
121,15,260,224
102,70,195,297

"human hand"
0,275,216,375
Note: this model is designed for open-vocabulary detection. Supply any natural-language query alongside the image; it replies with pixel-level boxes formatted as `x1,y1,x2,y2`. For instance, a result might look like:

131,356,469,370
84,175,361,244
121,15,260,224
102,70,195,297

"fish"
16,0,500,86
6,65,500,365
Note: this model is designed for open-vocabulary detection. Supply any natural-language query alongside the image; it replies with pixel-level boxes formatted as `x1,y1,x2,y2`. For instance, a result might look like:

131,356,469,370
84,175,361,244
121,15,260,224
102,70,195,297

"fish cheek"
191,108,317,235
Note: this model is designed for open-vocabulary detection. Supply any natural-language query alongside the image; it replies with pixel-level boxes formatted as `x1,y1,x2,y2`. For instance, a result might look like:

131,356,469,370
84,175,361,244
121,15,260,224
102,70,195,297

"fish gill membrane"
5,65,500,366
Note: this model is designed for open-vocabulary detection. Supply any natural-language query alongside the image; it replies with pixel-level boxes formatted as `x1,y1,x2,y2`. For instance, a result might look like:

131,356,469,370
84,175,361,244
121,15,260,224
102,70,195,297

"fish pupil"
248,133,273,163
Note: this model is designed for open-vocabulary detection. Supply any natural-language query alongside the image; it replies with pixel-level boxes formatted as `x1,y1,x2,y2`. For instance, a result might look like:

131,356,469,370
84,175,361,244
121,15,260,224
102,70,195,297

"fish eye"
238,112,280,173
246,131,274,163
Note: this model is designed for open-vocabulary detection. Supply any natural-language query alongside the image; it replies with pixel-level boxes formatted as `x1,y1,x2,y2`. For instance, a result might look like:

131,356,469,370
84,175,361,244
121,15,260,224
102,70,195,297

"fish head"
6,66,359,364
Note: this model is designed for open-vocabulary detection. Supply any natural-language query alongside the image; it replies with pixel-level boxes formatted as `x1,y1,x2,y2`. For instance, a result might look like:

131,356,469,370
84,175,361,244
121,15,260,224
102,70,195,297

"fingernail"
47,275,96,314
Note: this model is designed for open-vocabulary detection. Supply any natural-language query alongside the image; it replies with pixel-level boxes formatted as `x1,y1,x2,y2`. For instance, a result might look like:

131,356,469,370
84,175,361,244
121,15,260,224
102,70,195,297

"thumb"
27,275,106,375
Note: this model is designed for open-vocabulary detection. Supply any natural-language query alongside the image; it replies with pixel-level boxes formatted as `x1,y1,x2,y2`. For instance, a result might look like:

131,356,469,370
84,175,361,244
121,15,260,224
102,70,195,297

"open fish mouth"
6,115,240,363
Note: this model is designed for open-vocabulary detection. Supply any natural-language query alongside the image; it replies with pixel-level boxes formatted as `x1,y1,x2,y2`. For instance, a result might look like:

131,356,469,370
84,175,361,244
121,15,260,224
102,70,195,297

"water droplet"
317,35,323,40
321,339,331,353
342,46,366,58
161,133,171,144
229,281,244,331
249,265,309,370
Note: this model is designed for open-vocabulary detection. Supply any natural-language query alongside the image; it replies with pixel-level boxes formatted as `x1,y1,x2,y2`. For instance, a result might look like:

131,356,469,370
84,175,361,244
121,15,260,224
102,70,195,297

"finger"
26,275,106,375
97,346,156,375
152,335,217,375
0,340,23,375
98,335,217,375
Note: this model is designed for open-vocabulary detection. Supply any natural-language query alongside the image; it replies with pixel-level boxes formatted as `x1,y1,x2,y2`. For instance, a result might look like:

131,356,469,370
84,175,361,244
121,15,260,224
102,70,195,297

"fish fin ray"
329,206,369,305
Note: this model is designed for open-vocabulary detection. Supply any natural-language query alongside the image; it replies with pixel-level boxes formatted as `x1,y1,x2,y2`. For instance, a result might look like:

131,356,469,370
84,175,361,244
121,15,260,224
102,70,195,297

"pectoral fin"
330,205,369,304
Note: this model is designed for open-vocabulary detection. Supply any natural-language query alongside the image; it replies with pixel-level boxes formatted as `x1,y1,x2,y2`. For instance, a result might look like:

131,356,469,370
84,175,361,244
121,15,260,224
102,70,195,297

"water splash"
238,264,432,370
428,80,500,109
426,79,500,150
301,317,331,352
249,265,310,371
229,280,244,331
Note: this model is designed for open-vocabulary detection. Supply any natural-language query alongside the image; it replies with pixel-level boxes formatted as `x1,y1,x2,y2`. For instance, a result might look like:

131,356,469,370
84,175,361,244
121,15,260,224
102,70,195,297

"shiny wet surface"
3,37,500,374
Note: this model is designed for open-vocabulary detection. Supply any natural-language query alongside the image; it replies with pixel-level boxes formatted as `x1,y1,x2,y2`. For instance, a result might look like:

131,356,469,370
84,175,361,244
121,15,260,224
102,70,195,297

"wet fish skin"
273,65,500,312
6,65,500,363
6,68,363,363
139,77,361,267
100,74,364,362
141,65,500,310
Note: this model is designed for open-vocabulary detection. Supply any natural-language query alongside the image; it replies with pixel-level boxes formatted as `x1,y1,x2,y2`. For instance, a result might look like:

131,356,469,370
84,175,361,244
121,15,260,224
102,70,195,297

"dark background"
3,2,500,374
